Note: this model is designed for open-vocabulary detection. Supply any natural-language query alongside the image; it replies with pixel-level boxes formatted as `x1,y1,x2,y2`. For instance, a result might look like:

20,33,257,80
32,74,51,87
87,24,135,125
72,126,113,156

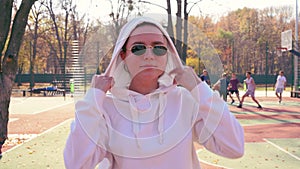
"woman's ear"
120,50,126,60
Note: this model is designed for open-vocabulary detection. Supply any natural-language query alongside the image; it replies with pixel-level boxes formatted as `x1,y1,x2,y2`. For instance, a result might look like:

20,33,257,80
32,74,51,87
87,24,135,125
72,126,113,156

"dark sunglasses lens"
131,45,146,56
153,46,167,56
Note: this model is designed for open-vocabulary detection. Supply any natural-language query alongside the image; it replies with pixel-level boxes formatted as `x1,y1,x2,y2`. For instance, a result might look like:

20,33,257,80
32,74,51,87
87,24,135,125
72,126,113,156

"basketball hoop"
277,47,288,51
276,47,288,56
281,30,292,51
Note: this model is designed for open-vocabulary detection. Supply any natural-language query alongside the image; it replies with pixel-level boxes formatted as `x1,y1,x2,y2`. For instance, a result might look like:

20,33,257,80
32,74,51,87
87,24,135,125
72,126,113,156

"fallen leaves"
2,134,37,149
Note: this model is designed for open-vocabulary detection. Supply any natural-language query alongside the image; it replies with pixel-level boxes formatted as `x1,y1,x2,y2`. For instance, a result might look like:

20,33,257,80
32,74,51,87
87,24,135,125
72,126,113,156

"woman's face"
123,24,168,80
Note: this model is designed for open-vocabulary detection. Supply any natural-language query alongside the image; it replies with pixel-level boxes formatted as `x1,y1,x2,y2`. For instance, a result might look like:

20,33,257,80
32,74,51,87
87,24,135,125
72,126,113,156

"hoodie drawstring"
128,92,167,148
128,95,141,148
157,92,166,144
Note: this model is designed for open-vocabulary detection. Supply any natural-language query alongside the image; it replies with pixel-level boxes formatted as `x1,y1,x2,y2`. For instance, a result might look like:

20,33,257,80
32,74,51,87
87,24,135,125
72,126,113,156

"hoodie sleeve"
191,82,244,159
64,88,111,169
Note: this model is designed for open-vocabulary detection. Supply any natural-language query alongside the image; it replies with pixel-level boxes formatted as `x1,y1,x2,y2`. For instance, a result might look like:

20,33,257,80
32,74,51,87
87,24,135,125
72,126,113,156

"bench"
291,90,300,98
23,86,65,97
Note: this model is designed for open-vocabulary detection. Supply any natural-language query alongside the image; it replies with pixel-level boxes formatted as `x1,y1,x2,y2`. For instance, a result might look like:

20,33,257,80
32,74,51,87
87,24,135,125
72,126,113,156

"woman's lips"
140,65,157,68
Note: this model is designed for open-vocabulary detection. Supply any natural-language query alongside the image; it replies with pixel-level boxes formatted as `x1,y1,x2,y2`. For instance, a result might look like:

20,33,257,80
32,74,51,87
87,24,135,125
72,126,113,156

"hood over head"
77,17,203,160
104,17,184,95
100,17,189,151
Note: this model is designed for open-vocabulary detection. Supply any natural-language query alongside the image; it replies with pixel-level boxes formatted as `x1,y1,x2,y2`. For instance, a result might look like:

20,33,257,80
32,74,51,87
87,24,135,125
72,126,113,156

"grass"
198,139,300,169
1,120,72,169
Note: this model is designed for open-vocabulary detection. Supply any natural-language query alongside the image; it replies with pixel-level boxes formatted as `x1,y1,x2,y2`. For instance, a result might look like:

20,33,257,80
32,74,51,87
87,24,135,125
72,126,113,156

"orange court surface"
1,90,299,169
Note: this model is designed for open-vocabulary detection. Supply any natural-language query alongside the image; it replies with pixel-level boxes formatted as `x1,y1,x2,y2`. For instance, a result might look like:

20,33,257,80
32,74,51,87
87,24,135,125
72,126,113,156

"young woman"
64,17,244,169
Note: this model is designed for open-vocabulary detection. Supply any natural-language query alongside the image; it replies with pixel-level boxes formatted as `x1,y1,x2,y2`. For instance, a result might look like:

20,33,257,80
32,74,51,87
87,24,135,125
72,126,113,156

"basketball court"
197,91,300,169
1,91,299,168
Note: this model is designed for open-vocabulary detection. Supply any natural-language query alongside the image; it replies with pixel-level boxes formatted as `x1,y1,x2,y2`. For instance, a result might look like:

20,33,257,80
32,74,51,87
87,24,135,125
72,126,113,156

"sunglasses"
130,44,168,56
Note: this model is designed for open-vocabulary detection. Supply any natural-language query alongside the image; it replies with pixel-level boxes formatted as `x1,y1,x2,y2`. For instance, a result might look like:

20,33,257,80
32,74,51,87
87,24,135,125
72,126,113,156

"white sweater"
64,82,244,169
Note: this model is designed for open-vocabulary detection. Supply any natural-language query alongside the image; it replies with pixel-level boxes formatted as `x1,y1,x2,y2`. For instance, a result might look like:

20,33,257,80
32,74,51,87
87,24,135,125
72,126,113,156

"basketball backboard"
281,29,292,51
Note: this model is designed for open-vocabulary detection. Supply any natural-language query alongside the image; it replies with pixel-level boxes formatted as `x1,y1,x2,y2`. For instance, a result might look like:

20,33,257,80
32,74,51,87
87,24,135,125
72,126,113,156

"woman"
64,17,244,169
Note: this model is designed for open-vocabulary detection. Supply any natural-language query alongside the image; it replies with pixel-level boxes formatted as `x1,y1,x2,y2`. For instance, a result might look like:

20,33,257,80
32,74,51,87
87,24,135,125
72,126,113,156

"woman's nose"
143,48,155,60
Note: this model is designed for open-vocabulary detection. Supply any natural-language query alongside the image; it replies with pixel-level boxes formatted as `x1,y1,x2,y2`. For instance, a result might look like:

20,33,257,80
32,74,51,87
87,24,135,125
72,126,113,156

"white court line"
263,138,300,161
196,149,232,169
31,101,73,114
9,118,19,122
3,119,73,154
242,120,300,127
9,97,30,105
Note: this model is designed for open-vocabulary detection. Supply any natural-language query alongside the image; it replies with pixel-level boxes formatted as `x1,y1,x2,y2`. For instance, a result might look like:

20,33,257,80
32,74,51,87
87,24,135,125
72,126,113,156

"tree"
216,29,233,72
175,0,182,58
0,0,37,150
27,0,47,89
44,0,66,74
166,0,174,43
182,0,202,64
138,0,174,43
109,0,135,42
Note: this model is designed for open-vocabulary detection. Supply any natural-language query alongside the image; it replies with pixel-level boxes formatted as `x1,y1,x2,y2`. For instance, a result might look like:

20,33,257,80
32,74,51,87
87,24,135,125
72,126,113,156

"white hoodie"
64,17,244,169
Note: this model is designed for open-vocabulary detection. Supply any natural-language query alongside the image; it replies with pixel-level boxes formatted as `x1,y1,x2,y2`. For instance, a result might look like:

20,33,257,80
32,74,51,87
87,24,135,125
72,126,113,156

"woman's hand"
169,66,202,91
91,74,114,93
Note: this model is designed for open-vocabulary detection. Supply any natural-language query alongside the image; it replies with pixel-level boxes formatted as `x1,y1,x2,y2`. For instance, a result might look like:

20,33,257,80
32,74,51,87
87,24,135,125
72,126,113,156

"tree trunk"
0,0,13,71
63,10,69,90
72,12,78,40
166,0,174,44
175,0,182,59
30,16,39,89
182,0,188,64
46,0,63,73
0,0,37,146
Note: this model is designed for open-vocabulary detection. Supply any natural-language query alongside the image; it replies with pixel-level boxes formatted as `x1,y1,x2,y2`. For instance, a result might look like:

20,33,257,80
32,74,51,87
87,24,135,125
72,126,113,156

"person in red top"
228,73,241,105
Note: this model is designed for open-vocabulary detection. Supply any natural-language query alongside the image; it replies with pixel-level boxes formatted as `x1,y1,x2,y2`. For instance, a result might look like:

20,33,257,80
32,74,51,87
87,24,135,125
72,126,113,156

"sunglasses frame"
129,44,168,56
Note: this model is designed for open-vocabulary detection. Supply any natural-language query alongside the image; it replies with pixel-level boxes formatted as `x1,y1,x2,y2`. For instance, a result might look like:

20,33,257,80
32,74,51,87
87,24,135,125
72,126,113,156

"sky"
75,0,297,22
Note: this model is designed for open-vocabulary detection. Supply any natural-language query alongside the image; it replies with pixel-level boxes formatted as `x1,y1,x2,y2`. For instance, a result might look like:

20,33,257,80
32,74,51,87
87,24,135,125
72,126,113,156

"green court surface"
0,120,71,169
2,119,299,169
1,95,299,169
197,138,300,169
198,97,300,169
230,101,300,108
257,101,300,107
231,111,297,116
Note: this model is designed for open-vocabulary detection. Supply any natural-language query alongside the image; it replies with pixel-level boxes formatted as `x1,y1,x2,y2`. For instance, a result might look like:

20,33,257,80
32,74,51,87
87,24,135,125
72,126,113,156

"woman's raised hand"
169,66,201,91
91,74,114,93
